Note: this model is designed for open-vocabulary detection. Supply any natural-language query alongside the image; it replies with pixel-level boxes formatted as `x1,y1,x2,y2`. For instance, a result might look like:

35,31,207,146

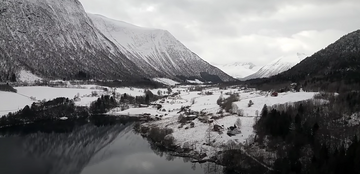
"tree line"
251,91,360,174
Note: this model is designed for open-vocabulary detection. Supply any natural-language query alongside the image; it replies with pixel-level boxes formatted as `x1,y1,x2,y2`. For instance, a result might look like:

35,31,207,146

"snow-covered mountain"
88,14,233,82
244,53,307,80
213,62,260,79
0,0,233,82
0,0,145,81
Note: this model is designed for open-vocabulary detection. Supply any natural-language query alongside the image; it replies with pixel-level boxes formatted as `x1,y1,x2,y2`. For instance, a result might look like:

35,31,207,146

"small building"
271,92,278,97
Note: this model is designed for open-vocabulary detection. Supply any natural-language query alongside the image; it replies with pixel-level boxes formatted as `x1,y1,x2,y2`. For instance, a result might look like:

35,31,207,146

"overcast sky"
79,0,360,66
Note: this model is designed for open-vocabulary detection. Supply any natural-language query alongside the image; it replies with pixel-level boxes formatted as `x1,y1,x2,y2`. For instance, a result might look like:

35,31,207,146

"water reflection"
0,123,223,174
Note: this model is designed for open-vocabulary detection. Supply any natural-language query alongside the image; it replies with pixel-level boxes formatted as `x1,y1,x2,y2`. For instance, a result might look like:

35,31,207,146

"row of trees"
89,95,118,114
0,97,89,129
90,90,162,114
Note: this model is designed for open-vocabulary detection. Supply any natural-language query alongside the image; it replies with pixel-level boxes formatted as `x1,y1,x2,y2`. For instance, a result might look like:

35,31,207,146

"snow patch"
18,70,42,83
152,78,179,86
186,79,204,84
59,117,68,120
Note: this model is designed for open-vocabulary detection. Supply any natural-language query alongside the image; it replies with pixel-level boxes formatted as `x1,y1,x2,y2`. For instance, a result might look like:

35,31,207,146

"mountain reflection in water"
0,122,223,174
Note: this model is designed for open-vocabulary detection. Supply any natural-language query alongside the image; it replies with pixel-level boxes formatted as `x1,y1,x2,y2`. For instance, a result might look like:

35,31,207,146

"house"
271,92,278,97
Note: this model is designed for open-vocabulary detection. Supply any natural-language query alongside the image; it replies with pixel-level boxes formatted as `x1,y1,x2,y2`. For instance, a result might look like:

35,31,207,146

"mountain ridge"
0,0,234,82
88,14,234,82
247,30,360,92
244,53,307,80
0,0,145,81
213,62,260,79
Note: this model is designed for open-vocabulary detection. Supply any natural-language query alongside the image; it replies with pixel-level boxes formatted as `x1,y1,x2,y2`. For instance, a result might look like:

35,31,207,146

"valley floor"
118,88,317,159
0,83,318,161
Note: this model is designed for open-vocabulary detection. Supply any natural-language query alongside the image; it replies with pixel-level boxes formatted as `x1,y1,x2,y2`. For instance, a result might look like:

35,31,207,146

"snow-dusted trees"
0,57,18,82
231,103,238,114
205,123,213,145
219,94,240,112
217,96,223,106
231,103,244,116
235,118,242,128
248,100,254,107
167,87,172,94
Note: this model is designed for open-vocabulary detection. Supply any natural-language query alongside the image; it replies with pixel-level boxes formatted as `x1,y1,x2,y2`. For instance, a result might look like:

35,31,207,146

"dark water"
0,123,223,174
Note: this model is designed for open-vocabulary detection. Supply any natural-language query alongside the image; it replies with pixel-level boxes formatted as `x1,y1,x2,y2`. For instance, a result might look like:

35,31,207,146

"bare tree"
205,122,212,145
235,118,242,128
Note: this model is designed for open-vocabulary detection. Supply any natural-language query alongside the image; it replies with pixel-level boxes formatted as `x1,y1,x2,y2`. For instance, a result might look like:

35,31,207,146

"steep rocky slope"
0,0,145,81
88,14,234,82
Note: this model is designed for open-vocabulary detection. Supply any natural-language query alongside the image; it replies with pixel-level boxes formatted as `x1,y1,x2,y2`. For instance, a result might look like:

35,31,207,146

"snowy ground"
1,84,318,160
186,79,204,84
115,88,318,158
152,78,179,86
18,70,42,83
0,85,151,116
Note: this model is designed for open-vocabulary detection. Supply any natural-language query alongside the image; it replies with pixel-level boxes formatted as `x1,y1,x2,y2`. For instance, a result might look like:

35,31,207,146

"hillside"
244,53,307,80
0,0,144,81
0,0,233,83
88,14,234,82
247,30,360,92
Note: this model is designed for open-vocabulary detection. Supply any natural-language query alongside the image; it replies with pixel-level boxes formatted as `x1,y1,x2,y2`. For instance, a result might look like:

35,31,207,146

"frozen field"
0,85,150,116
123,88,318,158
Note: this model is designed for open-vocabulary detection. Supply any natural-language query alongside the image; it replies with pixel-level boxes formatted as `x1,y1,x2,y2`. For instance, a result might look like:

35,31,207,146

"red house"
271,92,278,97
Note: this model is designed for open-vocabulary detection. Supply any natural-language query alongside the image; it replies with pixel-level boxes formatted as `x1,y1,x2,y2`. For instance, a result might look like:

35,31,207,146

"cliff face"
0,0,144,80
89,14,234,81
0,0,233,82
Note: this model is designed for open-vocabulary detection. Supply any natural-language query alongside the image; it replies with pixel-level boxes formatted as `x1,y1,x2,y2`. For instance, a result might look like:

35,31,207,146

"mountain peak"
244,53,308,80
89,14,163,32
88,14,233,81
0,0,233,82
250,29,360,92
214,62,260,79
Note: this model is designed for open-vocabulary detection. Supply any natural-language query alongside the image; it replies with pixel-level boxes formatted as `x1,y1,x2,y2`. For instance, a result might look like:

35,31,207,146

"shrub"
221,94,240,112
147,126,174,147
235,118,242,128
238,109,244,116
248,100,254,107
91,91,98,97
205,91,213,95
163,134,175,147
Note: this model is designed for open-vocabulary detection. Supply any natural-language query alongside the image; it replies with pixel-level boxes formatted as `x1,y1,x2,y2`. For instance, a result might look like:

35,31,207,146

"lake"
0,122,223,174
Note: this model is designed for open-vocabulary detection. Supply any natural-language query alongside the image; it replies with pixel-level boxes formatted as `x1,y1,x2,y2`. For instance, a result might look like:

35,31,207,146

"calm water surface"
0,123,222,174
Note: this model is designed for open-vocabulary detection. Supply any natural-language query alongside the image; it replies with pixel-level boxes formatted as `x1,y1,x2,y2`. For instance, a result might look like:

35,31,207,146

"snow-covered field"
1,84,318,160
0,85,150,116
118,88,318,158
